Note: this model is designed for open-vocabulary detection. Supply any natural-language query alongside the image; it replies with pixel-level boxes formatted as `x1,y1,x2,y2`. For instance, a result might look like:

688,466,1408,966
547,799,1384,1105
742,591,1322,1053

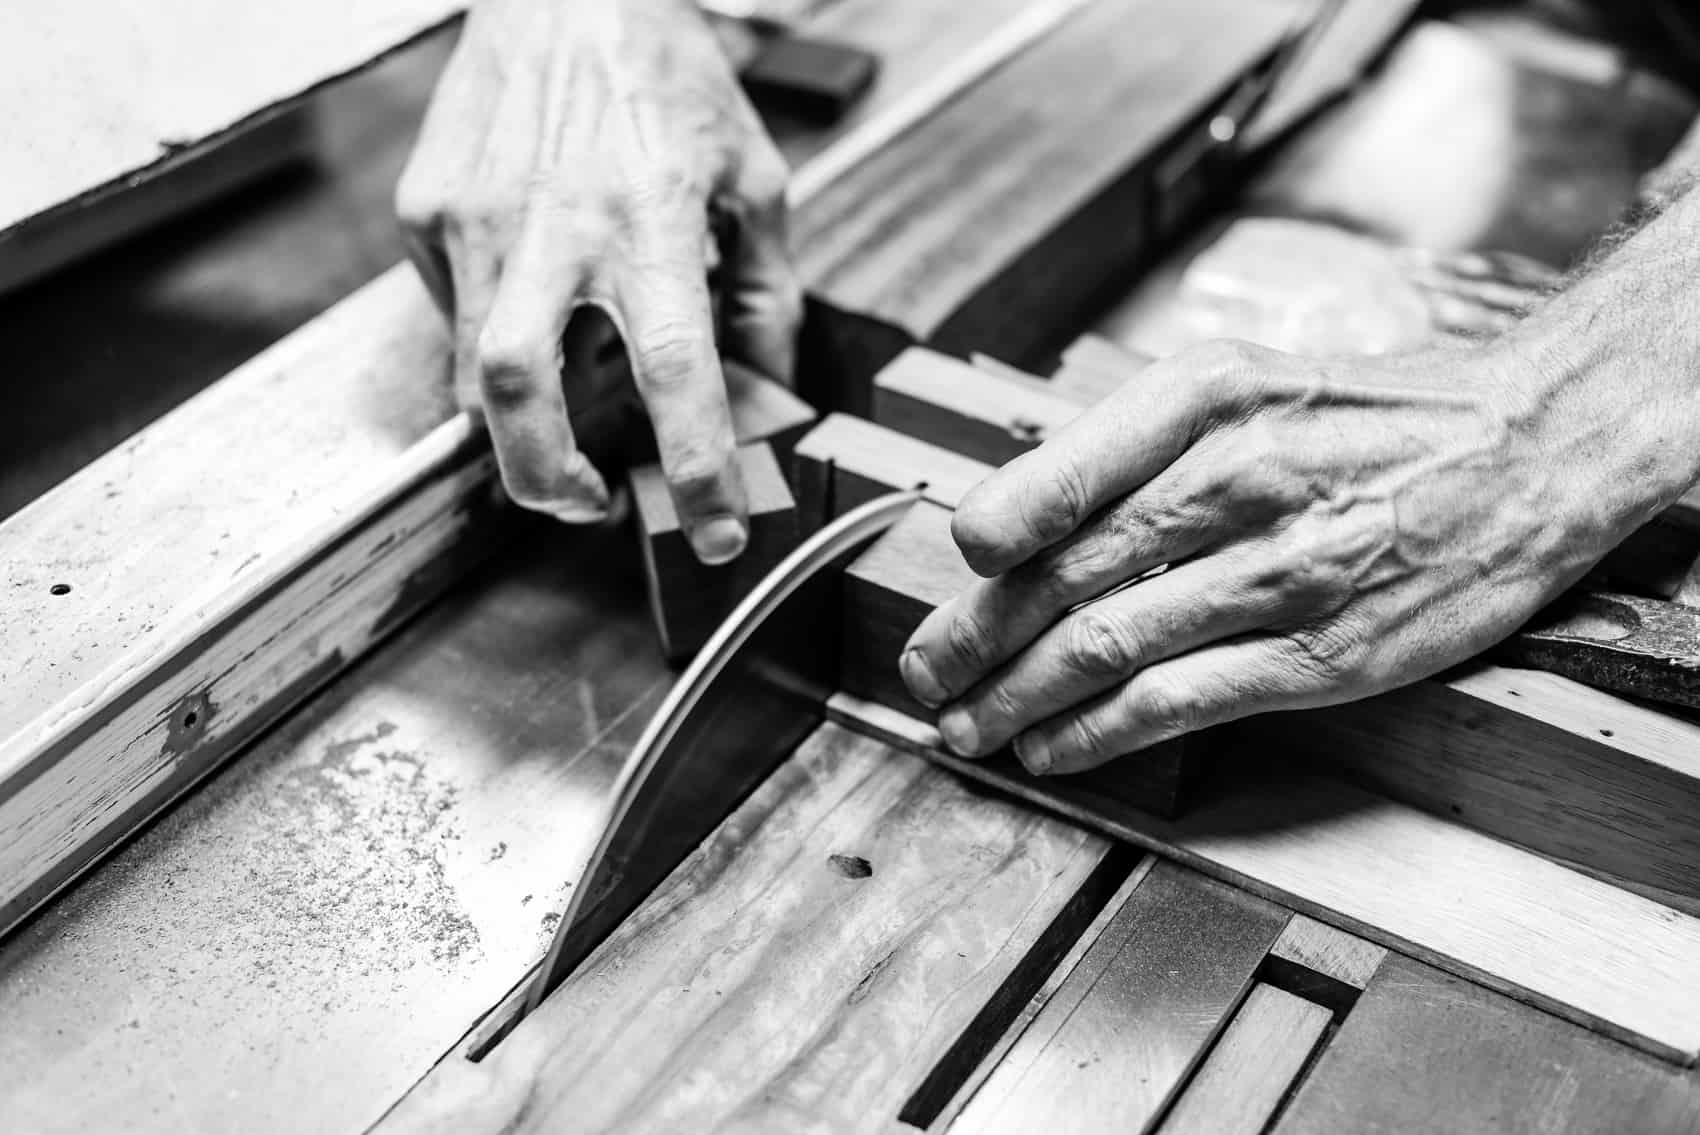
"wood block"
630,442,799,660
951,862,1290,1133
1052,333,1155,406
871,346,1082,466
791,413,992,533
1158,984,1333,1135
842,500,1205,817
376,722,1114,1133
1273,957,1700,1134
829,692,1700,1066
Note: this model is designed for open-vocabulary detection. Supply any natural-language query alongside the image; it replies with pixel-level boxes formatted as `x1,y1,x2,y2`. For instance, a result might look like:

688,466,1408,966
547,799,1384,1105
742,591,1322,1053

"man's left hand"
899,339,1639,775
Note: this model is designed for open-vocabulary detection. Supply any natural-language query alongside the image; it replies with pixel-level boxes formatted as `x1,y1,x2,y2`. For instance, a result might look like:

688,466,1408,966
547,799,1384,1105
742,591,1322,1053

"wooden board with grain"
872,346,1079,466
832,694,1700,1064
377,722,1115,1133
1157,984,1333,1135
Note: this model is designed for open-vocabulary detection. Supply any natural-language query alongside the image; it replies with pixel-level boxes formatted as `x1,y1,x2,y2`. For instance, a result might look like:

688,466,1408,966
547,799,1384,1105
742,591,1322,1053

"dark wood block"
631,442,799,660
842,499,1205,818
871,347,1081,467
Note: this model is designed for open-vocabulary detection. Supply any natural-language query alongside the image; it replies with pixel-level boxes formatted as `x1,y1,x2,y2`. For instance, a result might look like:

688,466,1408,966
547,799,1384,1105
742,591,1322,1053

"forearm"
1500,179,1700,538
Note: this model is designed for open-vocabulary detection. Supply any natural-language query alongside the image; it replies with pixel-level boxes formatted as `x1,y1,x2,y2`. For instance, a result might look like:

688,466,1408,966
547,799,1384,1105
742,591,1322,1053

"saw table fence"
7,1,1700,1132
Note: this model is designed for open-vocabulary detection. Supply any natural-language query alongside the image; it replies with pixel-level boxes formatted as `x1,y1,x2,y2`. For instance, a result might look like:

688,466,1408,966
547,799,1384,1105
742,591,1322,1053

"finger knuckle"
1134,670,1199,738
1024,454,1090,546
944,609,997,674
1066,712,1111,762
476,328,551,409
1061,608,1142,679
1286,622,1364,685
1186,338,1272,408
633,322,707,390
665,444,734,506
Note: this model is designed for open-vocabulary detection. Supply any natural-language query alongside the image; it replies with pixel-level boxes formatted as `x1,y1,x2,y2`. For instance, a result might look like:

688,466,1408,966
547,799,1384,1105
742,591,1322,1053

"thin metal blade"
524,488,922,1016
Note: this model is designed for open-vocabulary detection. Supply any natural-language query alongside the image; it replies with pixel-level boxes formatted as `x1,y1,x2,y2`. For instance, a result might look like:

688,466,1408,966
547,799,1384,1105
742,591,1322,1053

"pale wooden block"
1270,914,1388,990
1159,984,1333,1135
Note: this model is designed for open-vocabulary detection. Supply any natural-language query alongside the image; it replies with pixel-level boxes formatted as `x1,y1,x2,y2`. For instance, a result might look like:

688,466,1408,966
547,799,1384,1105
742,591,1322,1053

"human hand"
899,339,1652,774
397,0,801,562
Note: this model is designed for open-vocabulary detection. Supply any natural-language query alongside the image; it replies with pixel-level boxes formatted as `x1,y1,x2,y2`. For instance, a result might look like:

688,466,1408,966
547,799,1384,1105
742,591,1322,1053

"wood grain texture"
1254,665,1700,906
631,442,799,658
378,722,1111,1134
1273,956,1700,1135
872,346,1080,466
830,693,1700,1064
795,0,1296,366
1158,984,1333,1135
951,861,1290,1134
841,500,1201,816
1269,914,1386,991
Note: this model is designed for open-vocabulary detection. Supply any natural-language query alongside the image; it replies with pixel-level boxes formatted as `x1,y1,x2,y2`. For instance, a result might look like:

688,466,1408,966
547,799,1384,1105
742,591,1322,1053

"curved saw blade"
525,487,922,1016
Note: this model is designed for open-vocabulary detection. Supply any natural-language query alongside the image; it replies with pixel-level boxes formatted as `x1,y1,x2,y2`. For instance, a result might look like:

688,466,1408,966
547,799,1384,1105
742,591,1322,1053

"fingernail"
1014,733,1053,776
546,500,611,524
900,648,948,708
938,706,981,758
690,515,748,565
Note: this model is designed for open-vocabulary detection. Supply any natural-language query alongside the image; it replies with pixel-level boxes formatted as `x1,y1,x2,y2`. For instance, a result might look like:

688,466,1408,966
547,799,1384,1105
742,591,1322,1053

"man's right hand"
397,0,802,564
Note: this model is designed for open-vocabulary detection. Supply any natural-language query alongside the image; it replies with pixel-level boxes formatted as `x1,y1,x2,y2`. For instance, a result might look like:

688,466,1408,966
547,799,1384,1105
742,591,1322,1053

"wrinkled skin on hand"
397,0,801,563
900,339,1644,775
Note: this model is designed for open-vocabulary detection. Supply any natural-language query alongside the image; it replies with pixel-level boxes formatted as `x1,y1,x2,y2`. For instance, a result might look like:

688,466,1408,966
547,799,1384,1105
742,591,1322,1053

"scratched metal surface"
0,517,672,1133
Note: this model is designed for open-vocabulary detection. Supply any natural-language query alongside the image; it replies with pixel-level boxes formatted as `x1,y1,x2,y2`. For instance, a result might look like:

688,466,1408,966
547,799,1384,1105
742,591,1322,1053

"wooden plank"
376,722,1113,1133
872,346,1081,465
795,0,1296,385
950,861,1291,1134
1269,914,1386,991
631,442,799,659
831,693,1700,1064
1273,956,1700,1135
1158,984,1333,1135
842,500,1202,816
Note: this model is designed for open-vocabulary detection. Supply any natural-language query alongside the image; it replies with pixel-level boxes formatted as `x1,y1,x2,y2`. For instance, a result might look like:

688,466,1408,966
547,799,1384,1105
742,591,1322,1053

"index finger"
949,342,1250,576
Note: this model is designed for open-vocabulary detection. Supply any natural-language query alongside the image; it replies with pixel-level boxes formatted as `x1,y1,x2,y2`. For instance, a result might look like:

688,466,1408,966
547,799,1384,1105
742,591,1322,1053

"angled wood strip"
1157,984,1333,1135
1273,956,1700,1134
829,693,1700,1064
951,861,1290,1133
377,722,1113,1133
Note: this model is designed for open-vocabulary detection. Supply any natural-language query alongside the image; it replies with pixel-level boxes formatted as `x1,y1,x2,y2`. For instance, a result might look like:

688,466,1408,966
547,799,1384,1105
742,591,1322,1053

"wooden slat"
1157,984,1333,1135
842,500,1201,816
1269,914,1386,991
792,412,990,531
1273,956,1700,1135
377,722,1113,1133
831,693,1700,1064
951,861,1290,1133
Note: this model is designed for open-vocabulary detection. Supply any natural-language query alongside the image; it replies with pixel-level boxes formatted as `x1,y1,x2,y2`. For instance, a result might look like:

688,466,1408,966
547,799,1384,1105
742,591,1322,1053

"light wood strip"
1158,984,1333,1135
1269,913,1386,990
872,346,1082,466
377,722,1112,1133
951,861,1290,1133
830,693,1700,1064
